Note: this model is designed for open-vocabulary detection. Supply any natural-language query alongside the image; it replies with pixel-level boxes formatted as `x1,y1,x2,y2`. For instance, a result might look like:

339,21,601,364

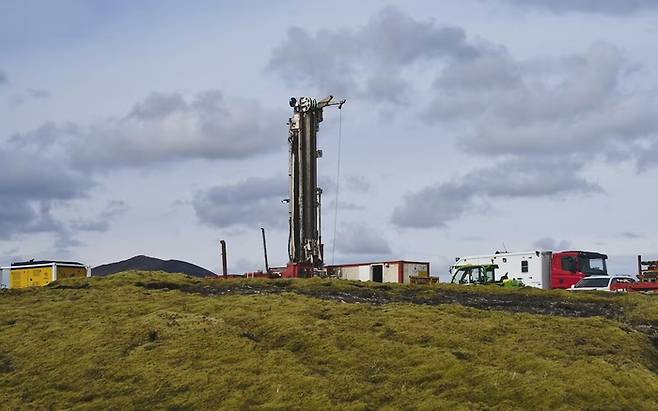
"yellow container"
8,261,88,289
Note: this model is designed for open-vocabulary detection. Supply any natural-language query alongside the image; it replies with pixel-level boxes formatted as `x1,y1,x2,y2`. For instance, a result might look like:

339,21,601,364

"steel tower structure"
284,95,345,278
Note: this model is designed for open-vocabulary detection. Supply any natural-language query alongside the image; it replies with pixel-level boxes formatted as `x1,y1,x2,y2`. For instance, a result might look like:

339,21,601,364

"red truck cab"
551,251,608,289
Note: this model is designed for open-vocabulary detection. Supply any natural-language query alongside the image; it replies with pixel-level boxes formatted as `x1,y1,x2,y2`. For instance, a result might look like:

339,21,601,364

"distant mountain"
92,255,215,278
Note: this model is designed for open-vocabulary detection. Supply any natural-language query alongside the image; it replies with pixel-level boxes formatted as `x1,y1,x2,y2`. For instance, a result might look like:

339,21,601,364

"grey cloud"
3,88,283,252
360,7,480,63
318,175,337,194
533,237,571,251
279,9,658,227
428,43,658,167
326,200,365,212
434,50,521,92
27,88,51,98
267,6,483,102
0,149,91,201
334,223,392,255
619,231,643,239
430,43,624,124
0,70,7,85
495,0,658,15
272,8,658,195
70,200,128,233
53,229,83,255
103,200,128,216
392,159,599,228
0,149,92,239
70,220,109,232
364,71,410,105
637,141,658,170
0,199,64,240
193,176,288,230
9,122,66,149
391,182,475,229
465,160,602,197
0,201,42,236
128,92,186,120
344,175,371,192
8,88,51,106
461,236,485,242
271,9,658,172
11,90,286,171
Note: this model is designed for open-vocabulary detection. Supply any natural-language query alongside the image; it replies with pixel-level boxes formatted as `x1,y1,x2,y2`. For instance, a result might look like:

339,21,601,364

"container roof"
326,260,429,268
11,260,84,267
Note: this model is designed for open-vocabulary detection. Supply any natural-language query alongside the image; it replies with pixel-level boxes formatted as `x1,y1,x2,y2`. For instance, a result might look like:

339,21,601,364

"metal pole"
220,240,228,277
261,228,270,273
317,187,323,261
638,255,642,279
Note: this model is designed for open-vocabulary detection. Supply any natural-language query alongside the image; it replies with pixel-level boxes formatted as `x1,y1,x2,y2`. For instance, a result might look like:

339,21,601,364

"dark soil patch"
136,280,624,320
0,353,14,373
47,282,91,290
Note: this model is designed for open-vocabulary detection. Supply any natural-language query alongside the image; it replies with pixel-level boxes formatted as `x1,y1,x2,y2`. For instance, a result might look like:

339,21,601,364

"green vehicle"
450,264,524,287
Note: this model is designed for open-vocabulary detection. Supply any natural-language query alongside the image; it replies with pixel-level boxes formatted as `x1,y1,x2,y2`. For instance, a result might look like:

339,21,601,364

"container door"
371,265,383,283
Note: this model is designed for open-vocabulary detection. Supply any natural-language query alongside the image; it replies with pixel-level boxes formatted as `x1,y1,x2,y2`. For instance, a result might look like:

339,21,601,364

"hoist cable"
331,108,343,265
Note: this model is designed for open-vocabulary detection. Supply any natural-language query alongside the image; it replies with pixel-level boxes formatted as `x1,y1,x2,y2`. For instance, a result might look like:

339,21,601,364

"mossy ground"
0,272,657,410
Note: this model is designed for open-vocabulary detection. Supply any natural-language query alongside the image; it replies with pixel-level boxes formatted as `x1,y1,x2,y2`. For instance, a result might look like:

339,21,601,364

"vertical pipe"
261,228,270,273
220,240,228,277
317,187,323,261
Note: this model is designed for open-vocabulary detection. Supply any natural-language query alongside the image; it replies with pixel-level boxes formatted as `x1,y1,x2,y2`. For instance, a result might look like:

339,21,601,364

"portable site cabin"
452,251,551,289
0,261,90,289
327,260,431,285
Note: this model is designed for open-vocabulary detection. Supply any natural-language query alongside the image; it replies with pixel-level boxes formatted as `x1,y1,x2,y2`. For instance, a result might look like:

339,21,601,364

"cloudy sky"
2,0,657,279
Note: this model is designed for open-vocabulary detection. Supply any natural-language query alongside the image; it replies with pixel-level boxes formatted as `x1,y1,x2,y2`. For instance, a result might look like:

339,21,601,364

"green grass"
0,272,657,410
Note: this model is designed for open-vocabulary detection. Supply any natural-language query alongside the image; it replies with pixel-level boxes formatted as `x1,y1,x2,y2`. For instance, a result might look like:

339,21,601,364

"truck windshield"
450,266,496,284
451,268,472,284
578,256,607,275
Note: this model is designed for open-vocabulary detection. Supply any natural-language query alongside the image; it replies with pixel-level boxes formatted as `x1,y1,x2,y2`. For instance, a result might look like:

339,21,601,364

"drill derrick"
284,95,345,278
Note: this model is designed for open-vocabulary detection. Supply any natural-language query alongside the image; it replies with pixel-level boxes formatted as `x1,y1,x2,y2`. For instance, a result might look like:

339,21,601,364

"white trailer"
327,260,430,285
451,251,552,289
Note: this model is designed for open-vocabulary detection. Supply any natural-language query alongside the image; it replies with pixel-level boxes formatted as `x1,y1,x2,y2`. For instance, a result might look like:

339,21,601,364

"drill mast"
285,95,345,277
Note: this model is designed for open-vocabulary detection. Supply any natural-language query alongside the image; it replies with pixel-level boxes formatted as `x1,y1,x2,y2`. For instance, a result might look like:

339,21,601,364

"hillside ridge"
92,255,214,278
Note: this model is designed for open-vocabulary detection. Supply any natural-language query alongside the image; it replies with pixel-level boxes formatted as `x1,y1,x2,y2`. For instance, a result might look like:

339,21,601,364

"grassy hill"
0,272,657,410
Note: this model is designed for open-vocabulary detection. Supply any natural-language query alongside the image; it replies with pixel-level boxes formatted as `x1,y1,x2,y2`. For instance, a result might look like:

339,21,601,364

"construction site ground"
1,272,657,409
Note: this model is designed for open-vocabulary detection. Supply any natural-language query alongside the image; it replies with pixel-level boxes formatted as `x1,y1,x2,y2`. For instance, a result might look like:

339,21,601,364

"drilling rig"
282,96,345,278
